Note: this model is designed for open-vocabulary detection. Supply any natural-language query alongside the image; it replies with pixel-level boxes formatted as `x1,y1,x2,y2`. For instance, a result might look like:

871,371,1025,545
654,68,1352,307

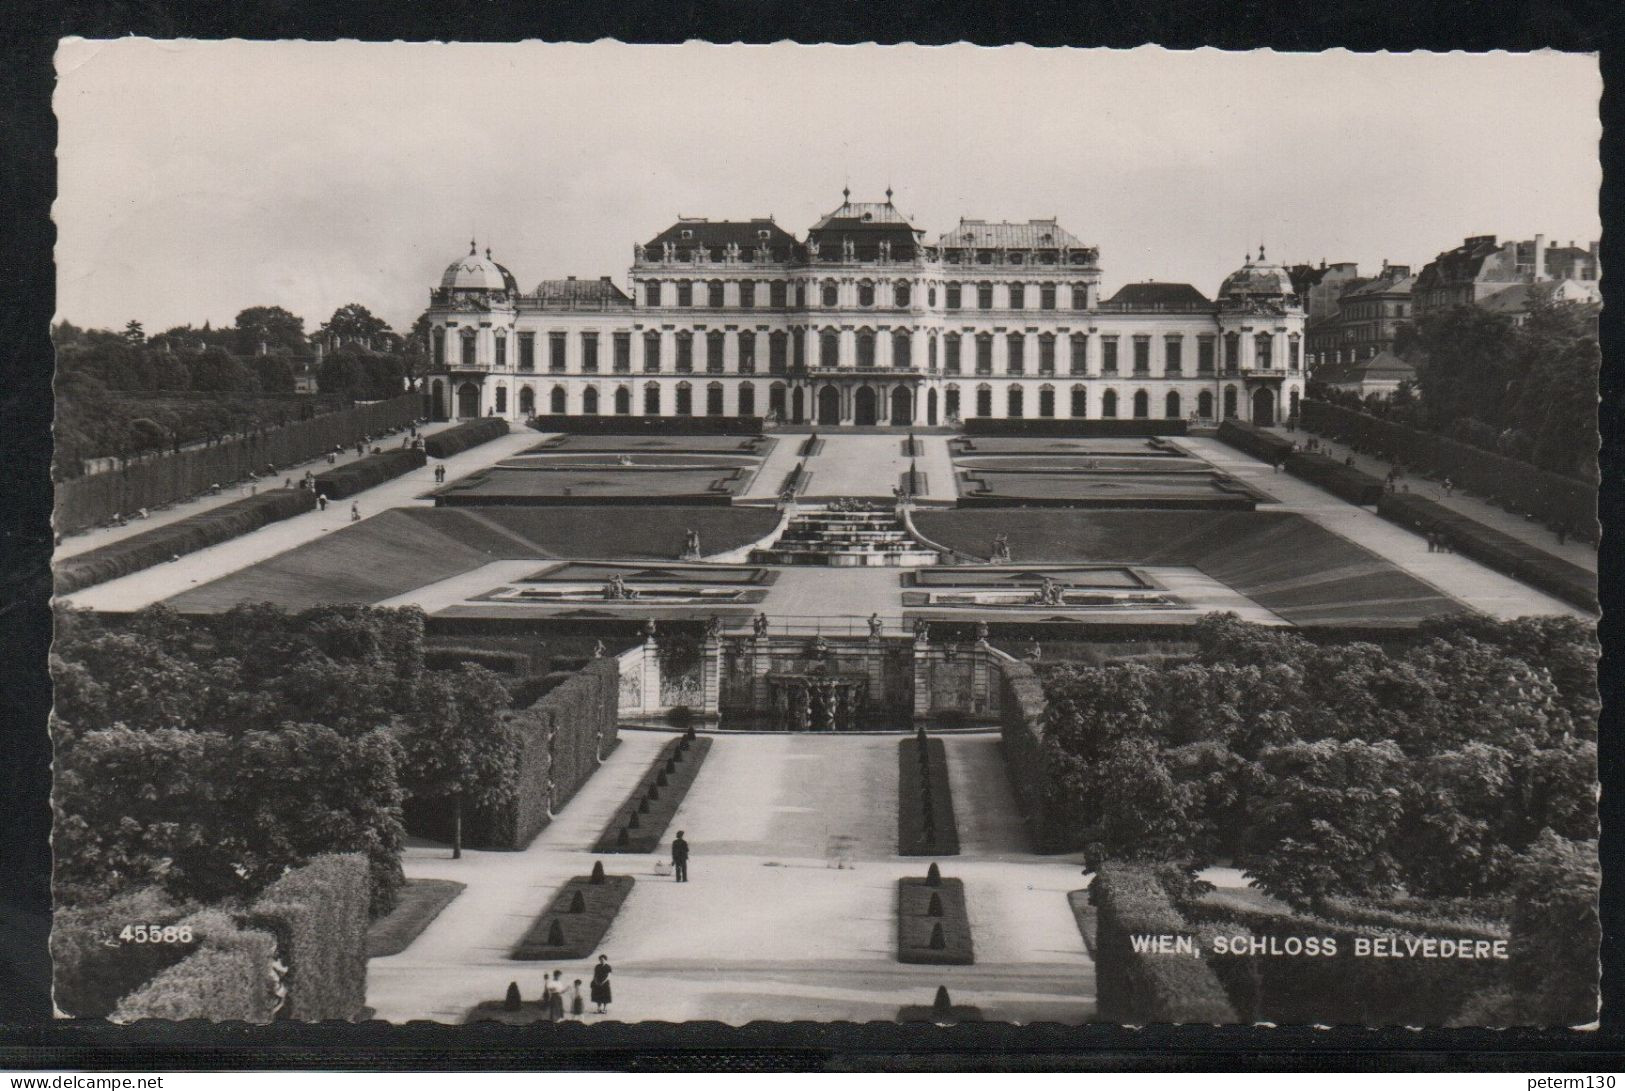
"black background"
2,0,1622,1071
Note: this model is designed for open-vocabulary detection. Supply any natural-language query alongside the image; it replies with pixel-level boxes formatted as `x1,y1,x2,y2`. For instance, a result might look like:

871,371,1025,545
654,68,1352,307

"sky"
54,41,1602,335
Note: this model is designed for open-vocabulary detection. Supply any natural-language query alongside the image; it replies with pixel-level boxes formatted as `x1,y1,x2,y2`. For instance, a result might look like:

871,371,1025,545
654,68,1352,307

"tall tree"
320,303,393,351
399,667,519,859
233,305,307,355
122,319,145,346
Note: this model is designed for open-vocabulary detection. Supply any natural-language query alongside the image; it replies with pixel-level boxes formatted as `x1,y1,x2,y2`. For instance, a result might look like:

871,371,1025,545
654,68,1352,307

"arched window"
738,382,755,417
1289,388,1302,421
518,385,535,416
857,330,876,368
1165,390,1181,418
495,386,508,414
894,281,911,307
1070,385,1087,418
1007,386,1025,418
550,385,567,414
457,382,480,419
820,330,840,369
708,280,725,308
1039,385,1055,418
1133,390,1149,418
822,280,838,307
706,382,725,416
614,386,632,415
1223,385,1238,418
431,379,446,418
893,331,911,369
644,383,662,415
858,281,875,307
945,385,961,420
1102,389,1119,418
582,386,599,415
676,381,694,416
927,335,938,372
432,328,445,367
1198,390,1214,419
975,384,993,417
769,382,787,418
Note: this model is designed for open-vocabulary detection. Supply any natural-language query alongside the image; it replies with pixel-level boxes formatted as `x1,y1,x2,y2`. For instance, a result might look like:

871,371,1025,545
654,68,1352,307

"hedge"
1302,399,1597,540
1377,493,1597,611
312,447,426,499
54,487,316,595
510,873,636,960
964,418,1188,437
52,887,198,1017
1090,864,1238,1024
406,659,620,851
241,853,370,1021
1285,451,1386,506
422,645,534,675
896,876,974,965
995,657,1079,852
424,417,509,459
56,393,421,533
594,735,714,853
529,414,763,436
1215,420,1295,463
898,737,960,856
110,908,280,1023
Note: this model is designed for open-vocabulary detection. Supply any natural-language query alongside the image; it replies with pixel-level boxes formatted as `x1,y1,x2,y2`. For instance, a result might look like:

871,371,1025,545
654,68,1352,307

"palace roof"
529,277,633,305
1104,282,1212,308
936,218,1086,250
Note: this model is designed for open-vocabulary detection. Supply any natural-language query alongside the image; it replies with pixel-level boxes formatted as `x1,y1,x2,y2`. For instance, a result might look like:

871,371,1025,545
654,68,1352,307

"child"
570,979,585,1019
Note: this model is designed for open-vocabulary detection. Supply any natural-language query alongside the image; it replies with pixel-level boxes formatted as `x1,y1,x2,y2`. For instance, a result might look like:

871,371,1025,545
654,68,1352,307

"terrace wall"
530,414,763,436
963,418,1188,438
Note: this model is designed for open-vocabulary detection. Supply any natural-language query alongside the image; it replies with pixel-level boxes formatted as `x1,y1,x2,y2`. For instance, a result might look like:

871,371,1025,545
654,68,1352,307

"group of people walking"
530,956,613,1019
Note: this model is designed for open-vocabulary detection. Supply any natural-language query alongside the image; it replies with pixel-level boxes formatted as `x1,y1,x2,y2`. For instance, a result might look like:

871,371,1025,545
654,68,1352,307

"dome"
1218,246,1295,300
441,241,518,293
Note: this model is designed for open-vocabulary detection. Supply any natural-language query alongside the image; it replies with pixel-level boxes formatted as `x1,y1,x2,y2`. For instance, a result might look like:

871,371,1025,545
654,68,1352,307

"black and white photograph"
43,40,1602,1030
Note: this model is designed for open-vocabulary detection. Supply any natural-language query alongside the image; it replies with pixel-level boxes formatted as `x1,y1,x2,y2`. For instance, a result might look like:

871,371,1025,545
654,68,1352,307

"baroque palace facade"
424,192,1307,428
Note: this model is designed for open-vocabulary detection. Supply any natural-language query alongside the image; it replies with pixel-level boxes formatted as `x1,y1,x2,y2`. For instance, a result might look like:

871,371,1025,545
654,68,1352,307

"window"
495,386,507,413
739,280,755,309
1101,336,1119,374
945,386,960,418
928,287,936,307
893,331,911,369
581,333,599,373
894,282,911,307
615,386,631,415
945,335,961,374
643,331,662,372
822,281,838,307
1006,333,1025,374
1224,332,1240,373
1223,385,1238,418
676,382,693,415
1008,386,1024,417
495,333,507,368
1039,333,1056,374
1164,336,1182,375
432,328,445,367
1132,336,1150,375
708,281,724,308
977,282,993,309
1198,390,1214,419
946,283,962,310
1255,334,1272,370
677,281,693,307
645,281,661,306
858,282,875,307
1070,385,1087,417
928,335,937,372
975,333,993,374
738,382,755,417
793,329,806,370
676,331,694,373
976,385,993,417
518,385,535,415
738,332,757,373
1010,284,1026,310
519,332,535,371
461,329,477,366
644,383,661,415
857,330,876,368
1070,333,1088,374
769,331,788,373
1289,336,1301,371
770,280,787,308
550,385,567,414
582,387,599,414
1039,385,1055,417
613,332,631,373
1102,389,1118,417
1133,390,1149,418
1198,335,1215,374
1165,390,1181,418
548,332,566,372
706,382,725,416
1073,283,1090,310
820,330,839,369
707,330,725,373
1041,284,1056,310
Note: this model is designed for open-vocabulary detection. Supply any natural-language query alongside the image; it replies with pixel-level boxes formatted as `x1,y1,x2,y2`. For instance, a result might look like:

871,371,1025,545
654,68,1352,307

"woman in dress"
590,954,613,1014
548,970,566,1021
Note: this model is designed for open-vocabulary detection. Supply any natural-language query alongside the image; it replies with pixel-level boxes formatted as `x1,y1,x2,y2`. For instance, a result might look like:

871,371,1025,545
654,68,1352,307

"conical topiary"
933,986,952,1014
928,922,946,950
927,892,943,917
569,890,586,914
684,725,697,741
638,797,650,813
926,862,941,886
916,726,928,745
547,919,566,946
647,784,660,801
504,981,521,1011
591,860,606,883
628,812,640,829
616,828,629,847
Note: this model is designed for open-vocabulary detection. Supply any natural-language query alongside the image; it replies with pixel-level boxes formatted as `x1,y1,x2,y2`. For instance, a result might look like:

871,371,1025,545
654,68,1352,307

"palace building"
424,192,1307,428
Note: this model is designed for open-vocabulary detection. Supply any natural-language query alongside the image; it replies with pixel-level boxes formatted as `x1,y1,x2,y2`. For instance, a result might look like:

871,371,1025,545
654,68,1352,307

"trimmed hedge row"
1302,399,1597,539
896,875,974,965
995,657,1076,852
964,418,1188,437
54,488,315,595
52,887,198,1017
422,645,534,675
110,908,280,1023
242,853,370,1021
312,448,426,499
424,417,509,459
594,734,713,853
57,393,421,533
528,414,764,436
1215,420,1294,463
1090,864,1238,1024
510,873,635,960
898,736,960,856
1377,493,1597,612
1285,451,1385,506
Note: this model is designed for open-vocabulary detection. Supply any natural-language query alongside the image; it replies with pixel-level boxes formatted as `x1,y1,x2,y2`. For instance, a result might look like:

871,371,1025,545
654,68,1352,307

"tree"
1507,831,1600,1025
250,355,296,394
399,667,520,859
320,303,393,351
186,347,260,393
122,319,146,346
233,305,307,355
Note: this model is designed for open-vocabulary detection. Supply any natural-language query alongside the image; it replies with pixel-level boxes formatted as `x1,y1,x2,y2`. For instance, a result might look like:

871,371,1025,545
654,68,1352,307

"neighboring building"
1314,349,1418,399
1411,234,1600,318
422,193,1307,428
1475,278,1602,327
1306,262,1414,370
1287,260,1363,319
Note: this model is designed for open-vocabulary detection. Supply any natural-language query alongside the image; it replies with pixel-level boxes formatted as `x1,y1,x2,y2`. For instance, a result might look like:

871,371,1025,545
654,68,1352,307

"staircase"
750,508,941,567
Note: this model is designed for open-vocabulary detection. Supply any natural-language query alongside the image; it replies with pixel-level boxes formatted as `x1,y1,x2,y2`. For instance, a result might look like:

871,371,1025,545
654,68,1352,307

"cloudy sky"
55,41,1600,334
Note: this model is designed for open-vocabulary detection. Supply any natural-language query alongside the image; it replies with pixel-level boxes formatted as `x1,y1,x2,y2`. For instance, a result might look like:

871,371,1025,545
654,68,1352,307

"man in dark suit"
671,831,690,882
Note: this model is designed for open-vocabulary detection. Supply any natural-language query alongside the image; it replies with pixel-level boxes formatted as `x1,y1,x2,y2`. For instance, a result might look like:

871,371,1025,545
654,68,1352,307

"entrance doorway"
854,386,877,426
927,388,938,426
890,386,913,425
1252,387,1276,427
457,382,480,419
791,387,805,424
817,385,841,426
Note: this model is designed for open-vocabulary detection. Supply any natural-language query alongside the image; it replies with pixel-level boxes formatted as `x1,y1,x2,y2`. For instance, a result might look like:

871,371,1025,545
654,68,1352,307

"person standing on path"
350,500,361,522
549,970,566,1021
590,955,613,1014
671,830,690,882
570,979,585,1019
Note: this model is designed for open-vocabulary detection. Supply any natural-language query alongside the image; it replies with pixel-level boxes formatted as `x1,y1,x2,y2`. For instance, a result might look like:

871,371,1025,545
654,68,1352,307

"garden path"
789,434,958,501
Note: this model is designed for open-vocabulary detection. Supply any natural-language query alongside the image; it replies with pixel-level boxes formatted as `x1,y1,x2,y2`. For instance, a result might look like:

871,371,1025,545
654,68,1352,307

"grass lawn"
896,876,974,965
367,878,467,958
898,737,960,856
510,873,636,960
593,735,714,854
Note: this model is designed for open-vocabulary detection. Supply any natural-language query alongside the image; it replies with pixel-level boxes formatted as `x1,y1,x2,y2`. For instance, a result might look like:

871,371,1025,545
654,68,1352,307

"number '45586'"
119,925,193,944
